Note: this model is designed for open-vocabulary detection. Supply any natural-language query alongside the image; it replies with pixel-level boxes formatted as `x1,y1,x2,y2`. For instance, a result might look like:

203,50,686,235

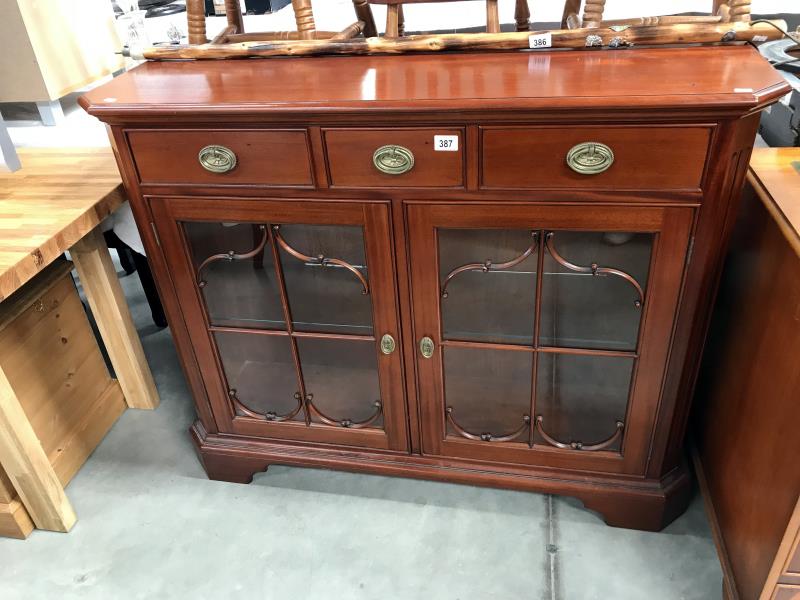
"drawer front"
128,129,314,187
324,128,464,188
481,126,712,191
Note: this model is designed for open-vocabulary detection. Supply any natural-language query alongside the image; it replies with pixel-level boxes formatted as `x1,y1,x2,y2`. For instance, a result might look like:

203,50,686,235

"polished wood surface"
481,125,712,191
748,148,800,257
324,128,463,188
84,47,787,532
80,46,787,120
695,148,800,600
128,129,313,187
0,148,125,301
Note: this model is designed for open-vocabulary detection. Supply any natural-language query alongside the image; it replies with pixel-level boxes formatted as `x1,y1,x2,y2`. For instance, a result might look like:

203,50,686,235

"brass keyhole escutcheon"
198,145,237,173
566,142,615,175
419,336,435,359
373,145,415,175
380,334,396,355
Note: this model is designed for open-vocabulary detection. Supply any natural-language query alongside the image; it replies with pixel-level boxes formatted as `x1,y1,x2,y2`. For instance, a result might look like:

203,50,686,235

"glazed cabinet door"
407,203,693,474
151,198,407,451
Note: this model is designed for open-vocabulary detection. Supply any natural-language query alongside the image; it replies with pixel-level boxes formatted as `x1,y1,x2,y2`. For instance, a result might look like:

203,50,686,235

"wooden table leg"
71,227,160,410
0,367,76,532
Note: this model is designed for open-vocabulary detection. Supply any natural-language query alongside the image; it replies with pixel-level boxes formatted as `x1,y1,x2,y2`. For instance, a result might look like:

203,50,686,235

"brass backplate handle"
373,145,415,175
419,336,435,359
380,334,396,355
566,142,614,175
199,145,237,173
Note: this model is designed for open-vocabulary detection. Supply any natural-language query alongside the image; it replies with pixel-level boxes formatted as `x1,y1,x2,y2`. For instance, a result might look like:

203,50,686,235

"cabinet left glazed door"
151,197,408,452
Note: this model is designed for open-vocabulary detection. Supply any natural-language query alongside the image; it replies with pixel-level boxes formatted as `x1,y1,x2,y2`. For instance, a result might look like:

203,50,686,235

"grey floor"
0,255,723,599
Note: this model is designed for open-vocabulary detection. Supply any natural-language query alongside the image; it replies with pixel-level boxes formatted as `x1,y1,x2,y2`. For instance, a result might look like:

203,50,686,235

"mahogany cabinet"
81,45,789,531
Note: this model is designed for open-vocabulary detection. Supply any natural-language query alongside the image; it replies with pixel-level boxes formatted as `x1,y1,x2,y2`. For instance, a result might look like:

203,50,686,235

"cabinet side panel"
695,181,800,600
649,114,760,478
108,127,219,433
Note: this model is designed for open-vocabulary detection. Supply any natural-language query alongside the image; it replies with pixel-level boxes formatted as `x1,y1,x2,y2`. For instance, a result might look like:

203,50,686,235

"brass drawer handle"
419,336,435,359
198,145,237,173
380,334,396,355
373,145,415,175
566,142,615,175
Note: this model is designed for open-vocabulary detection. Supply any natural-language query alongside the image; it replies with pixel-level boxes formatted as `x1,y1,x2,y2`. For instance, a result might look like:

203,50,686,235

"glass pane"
444,346,532,443
277,225,373,335
297,337,383,429
214,331,303,422
534,353,633,453
439,229,537,345
185,221,285,330
540,231,652,351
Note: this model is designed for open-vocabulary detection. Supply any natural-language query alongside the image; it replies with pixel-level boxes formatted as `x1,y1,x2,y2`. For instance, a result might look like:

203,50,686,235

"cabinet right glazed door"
407,203,693,474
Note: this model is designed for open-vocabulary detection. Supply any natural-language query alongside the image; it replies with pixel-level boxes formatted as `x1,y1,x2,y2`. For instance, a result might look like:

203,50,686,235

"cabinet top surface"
81,45,788,120
749,148,800,255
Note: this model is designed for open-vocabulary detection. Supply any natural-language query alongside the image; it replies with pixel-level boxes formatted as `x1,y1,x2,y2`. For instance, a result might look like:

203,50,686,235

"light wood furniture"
561,0,750,29
82,45,787,532
186,0,378,45
369,0,532,38
695,148,800,600
0,148,160,538
0,0,123,125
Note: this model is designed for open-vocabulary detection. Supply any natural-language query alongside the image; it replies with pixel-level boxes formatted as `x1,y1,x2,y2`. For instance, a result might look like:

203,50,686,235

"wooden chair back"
185,0,377,45
561,0,752,29
369,0,532,38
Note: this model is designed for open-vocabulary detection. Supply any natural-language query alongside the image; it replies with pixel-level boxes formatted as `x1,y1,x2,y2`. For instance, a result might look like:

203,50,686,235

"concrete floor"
0,254,723,599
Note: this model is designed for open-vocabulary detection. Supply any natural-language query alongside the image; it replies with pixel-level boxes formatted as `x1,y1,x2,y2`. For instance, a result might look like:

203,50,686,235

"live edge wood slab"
81,45,789,532
0,148,160,538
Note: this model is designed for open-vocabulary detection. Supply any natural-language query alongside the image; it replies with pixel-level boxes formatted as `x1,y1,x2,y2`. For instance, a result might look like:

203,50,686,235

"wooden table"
695,147,800,600
0,148,159,536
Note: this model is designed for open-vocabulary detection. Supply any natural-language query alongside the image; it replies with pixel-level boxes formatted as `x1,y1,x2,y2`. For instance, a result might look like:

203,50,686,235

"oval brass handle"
198,145,237,174
566,142,614,175
419,336,435,359
380,334,396,355
373,145,415,175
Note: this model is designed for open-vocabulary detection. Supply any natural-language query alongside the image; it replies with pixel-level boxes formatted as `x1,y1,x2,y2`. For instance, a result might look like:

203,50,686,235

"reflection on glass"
277,224,374,335
534,353,633,453
185,221,285,330
214,331,303,422
297,337,383,429
438,229,537,345
540,231,652,351
444,346,532,442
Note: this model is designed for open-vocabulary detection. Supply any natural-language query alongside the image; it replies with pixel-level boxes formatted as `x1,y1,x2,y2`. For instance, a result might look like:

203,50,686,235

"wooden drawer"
481,125,712,191
324,128,464,188
128,129,314,187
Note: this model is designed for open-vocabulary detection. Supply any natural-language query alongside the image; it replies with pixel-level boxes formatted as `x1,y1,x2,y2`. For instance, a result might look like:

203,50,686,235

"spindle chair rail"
138,0,777,60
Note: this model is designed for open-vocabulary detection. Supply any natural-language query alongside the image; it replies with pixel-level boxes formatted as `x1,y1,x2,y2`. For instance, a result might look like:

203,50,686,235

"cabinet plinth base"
191,421,691,532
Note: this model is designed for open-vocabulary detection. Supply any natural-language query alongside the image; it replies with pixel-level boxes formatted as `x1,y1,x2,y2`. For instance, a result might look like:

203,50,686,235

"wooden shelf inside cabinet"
81,46,789,532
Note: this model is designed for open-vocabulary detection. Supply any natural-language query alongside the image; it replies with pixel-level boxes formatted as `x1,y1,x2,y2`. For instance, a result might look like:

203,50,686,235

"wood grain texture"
80,46,789,121
0,262,127,538
71,228,159,411
324,128,464,188
0,499,34,540
0,148,125,302
695,148,800,600
138,21,785,61
481,125,712,191
0,365,76,532
127,129,313,187
748,148,800,257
